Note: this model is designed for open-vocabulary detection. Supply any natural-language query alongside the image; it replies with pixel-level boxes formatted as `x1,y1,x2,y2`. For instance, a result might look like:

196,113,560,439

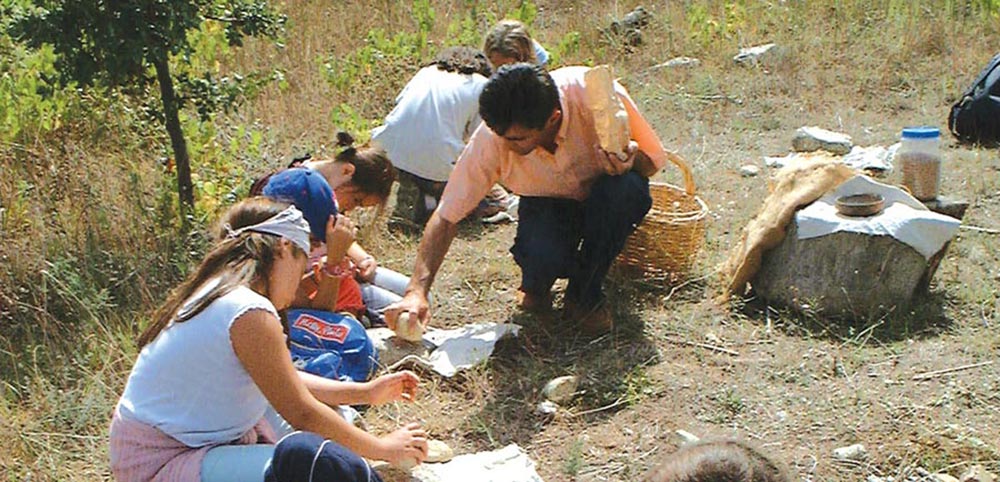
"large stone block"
752,222,933,319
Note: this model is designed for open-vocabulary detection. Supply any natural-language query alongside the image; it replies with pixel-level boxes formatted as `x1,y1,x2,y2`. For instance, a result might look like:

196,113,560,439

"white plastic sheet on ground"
409,444,544,482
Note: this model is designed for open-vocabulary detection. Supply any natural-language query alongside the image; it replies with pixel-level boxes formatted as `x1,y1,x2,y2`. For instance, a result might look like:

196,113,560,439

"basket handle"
664,150,697,196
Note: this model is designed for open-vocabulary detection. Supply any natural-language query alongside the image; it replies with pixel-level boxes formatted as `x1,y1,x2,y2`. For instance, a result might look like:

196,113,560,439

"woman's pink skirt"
108,408,275,482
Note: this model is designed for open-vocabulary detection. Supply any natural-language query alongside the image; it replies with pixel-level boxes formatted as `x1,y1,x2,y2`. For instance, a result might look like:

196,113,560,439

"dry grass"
3,1,1000,480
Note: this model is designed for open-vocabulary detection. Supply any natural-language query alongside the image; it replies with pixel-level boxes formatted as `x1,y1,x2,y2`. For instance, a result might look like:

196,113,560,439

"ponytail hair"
333,131,396,207
137,197,300,348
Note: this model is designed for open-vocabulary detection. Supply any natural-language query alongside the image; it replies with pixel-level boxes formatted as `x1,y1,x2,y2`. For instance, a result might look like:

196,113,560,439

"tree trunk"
152,53,194,215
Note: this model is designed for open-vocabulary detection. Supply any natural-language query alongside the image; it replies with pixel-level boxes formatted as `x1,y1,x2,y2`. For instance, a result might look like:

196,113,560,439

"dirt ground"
6,2,999,481
363,116,1000,482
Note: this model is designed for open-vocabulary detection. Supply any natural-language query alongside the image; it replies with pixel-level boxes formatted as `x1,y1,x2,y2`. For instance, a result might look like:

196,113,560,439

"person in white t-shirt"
109,198,427,482
371,47,494,223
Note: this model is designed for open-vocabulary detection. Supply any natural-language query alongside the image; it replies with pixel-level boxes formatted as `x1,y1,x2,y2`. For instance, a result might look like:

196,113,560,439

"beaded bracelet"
322,263,348,277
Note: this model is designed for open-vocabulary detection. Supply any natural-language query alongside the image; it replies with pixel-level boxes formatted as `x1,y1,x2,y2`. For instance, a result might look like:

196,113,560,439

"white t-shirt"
118,282,279,447
371,66,489,182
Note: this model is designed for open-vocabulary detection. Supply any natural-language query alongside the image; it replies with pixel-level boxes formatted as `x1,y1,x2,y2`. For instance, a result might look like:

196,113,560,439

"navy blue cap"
902,127,940,139
262,168,338,243
265,432,377,482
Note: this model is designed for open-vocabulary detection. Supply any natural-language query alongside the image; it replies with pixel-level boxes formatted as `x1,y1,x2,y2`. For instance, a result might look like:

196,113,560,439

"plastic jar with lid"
898,127,942,201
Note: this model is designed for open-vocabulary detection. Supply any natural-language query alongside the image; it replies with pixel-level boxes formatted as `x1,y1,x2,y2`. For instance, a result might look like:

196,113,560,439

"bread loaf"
426,440,454,463
584,65,631,156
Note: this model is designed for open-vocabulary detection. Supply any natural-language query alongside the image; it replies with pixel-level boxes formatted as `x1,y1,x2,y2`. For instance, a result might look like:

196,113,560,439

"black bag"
949,52,1000,146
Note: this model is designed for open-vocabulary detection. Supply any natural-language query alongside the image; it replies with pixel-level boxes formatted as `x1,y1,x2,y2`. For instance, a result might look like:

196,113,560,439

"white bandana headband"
225,206,311,253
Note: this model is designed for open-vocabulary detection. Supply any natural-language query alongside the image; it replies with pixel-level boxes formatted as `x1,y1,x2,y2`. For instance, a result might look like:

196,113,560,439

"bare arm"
293,214,357,310
231,310,427,464
407,210,458,300
299,370,419,407
347,242,368,262
297,371,371,406
347,242,378,282
385,210,458,328
294,267,342,311
632,148,659,178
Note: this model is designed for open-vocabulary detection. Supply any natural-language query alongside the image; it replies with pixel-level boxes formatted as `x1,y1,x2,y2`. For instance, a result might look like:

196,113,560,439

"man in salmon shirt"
387,63,667,335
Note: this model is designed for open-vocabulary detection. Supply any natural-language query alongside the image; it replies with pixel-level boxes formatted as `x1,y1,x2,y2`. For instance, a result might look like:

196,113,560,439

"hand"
366,371,419,405
356,256,378,283
384,291,430,331
325,214,355,260
594,140,638,175
378,422,428,466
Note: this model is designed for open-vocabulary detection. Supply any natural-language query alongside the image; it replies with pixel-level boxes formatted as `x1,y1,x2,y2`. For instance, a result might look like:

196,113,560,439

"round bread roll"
395,311,424,342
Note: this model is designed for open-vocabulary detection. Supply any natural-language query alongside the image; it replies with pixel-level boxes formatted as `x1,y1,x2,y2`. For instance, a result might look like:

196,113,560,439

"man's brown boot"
516,289,553,313
563,299,613,336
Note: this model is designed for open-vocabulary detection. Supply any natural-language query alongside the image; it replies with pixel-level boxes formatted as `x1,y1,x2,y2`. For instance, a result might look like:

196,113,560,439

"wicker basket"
618,152,708,281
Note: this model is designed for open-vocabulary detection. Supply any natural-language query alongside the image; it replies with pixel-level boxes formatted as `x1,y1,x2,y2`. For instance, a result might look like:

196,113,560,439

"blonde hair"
483,19,537,65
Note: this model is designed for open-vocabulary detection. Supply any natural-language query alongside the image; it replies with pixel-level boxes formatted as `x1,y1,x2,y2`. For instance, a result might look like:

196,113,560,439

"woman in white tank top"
110,198,428,482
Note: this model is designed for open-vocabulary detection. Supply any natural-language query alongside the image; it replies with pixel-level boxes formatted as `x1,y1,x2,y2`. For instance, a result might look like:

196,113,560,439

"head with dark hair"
479,63,561,155
329,131,397,212
430,46,492,77
643,440,791,482
483,19,538,68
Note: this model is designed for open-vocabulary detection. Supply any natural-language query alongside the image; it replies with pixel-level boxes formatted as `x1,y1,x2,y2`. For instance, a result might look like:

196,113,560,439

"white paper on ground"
733,43,777,64
795,175,960,259
410,444,544,482
369,323,520,377
423,323,521,377
482,196,520,224
794,126,853,147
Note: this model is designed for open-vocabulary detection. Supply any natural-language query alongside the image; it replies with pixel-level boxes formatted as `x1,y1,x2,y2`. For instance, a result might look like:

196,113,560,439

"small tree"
9,0,284,216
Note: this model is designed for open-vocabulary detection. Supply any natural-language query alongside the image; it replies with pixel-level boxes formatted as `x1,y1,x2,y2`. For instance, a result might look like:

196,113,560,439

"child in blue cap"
253,133,414,327
263,168,356,312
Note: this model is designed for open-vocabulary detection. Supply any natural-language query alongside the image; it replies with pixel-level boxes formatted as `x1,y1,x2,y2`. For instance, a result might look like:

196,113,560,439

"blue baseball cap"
262,168,338,243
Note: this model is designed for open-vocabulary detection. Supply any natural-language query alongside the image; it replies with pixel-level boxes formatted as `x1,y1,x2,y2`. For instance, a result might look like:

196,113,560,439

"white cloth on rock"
795,175,960,259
